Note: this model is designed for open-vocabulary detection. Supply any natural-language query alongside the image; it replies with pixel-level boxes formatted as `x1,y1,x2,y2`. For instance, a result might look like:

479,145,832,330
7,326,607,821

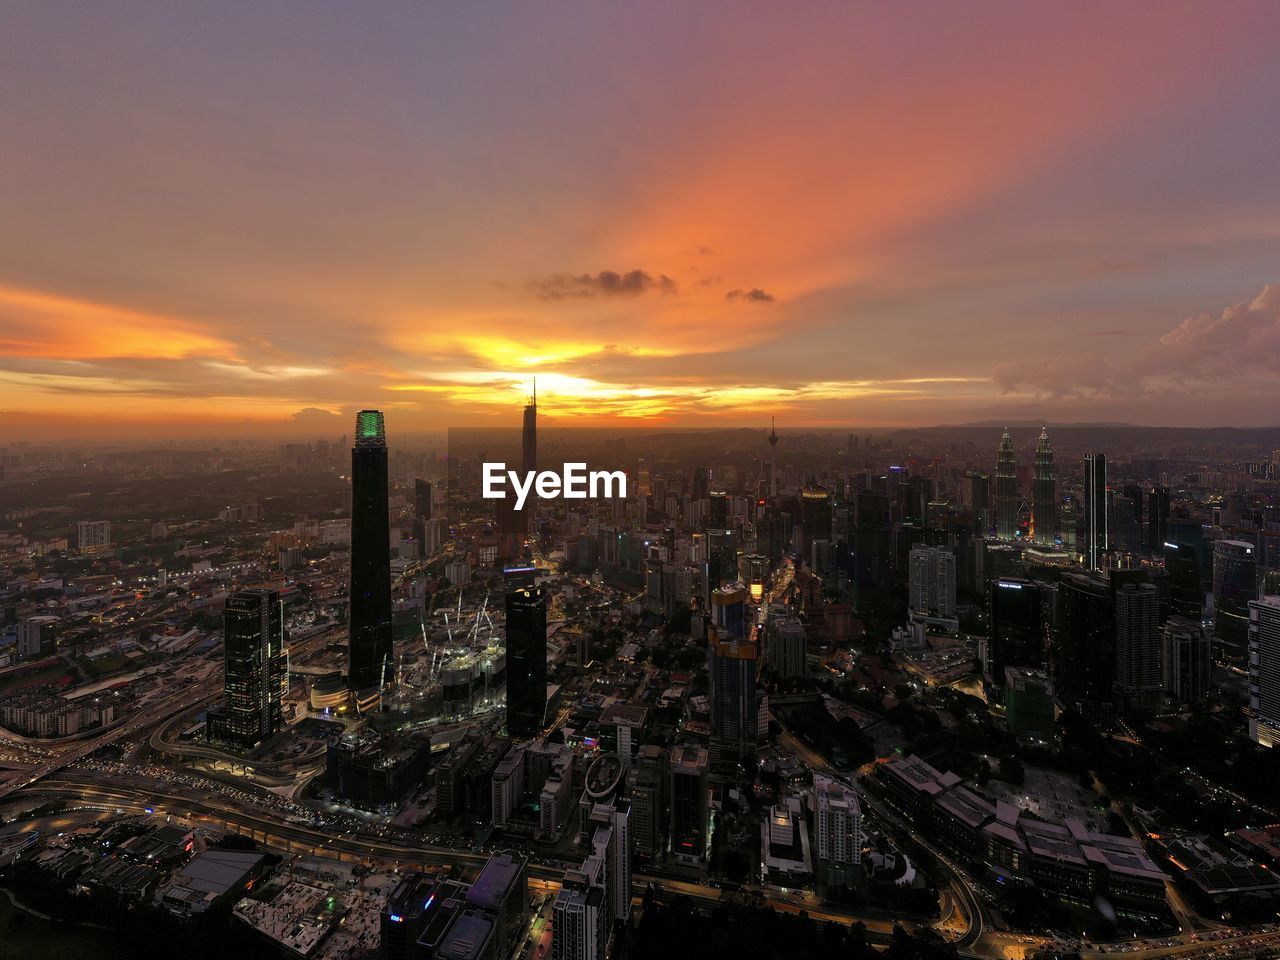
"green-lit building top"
355,410,386,445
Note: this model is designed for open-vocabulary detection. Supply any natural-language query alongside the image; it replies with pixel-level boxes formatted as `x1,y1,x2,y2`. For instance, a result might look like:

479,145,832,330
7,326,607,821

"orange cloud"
0,283,232,360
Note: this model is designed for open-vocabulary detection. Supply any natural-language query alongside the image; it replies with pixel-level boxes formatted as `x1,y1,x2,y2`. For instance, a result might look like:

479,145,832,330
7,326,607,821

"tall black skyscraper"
1056,571,1114,715
987,577,1043,686
207,589,286,748
349,410,394,692
506,583,547,738
1083,453,1108,571
1164,541,1203,621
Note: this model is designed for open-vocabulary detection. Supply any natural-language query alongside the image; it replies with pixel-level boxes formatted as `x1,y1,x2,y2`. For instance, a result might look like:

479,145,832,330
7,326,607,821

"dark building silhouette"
521,382,537,539
1114,581,1162,713
708,490,729,531
1164,541,1203,621
1146,486,1170,555
207,589,286,748
1083,453,1108,571
505,583,547,738
693,466,710,502
852,491,892,588
1055,571,1114,715
1214,539,1257,662
349,410,394,692
414,478,432,520
988,577,1043,688
497,388,537,563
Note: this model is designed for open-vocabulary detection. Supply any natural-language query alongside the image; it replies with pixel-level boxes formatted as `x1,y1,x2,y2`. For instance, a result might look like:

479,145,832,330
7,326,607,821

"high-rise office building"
414,478,432,520
349,410,394,693
707,624,759,767
1165,541,1203,622
968,471,991,535
812,774,863,890
1248,597,1280,748
801,486,832,553
766,608,807,679
207,589,286,748
852,490,892,588
1147,486,1170,555
1083,453,1108,571
707,490,729,532
1113,582,1162,713
710,584,748,641
987,578,1043,684
506,583,547,738
1162,616,1209,704
668,745,709,861
908,545,956,624
1055,571,1114,715
995,429,1019,540
693,466,709,502
1214,539,1257,661
1031,427,1057,546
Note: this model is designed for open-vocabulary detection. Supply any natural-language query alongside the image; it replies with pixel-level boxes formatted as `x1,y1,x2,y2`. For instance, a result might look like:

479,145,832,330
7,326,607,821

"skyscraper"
348,410,393,693
1146,486,1170,555
987,577,1042,685
1165,540,1203,621
908,545,956,624
967,471,991,535
506,583,547,738
207,589,286,748
800,485,832,553
521,379,537,538
1214,539,1257,661
1249,597,1280,747
668,745,709,861
1055,571,1114,715
707,621,758,767
1113,582,1161,713
708,490,729,531
414,477,432,520
1163,616,1209,704
1083,453,1108,571
1031,426,1057,546
995,428,1019,540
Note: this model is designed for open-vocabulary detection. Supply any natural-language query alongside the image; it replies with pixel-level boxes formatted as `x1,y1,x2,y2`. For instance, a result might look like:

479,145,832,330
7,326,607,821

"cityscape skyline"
5,4,1280,436
7,7,1280,960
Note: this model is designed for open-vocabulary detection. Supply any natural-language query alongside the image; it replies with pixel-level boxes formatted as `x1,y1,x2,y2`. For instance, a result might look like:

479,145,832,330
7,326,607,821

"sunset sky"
4,2,1280,439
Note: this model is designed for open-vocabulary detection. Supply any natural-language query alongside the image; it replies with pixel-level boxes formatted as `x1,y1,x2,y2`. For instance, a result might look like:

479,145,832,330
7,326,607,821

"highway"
0,677,222,803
